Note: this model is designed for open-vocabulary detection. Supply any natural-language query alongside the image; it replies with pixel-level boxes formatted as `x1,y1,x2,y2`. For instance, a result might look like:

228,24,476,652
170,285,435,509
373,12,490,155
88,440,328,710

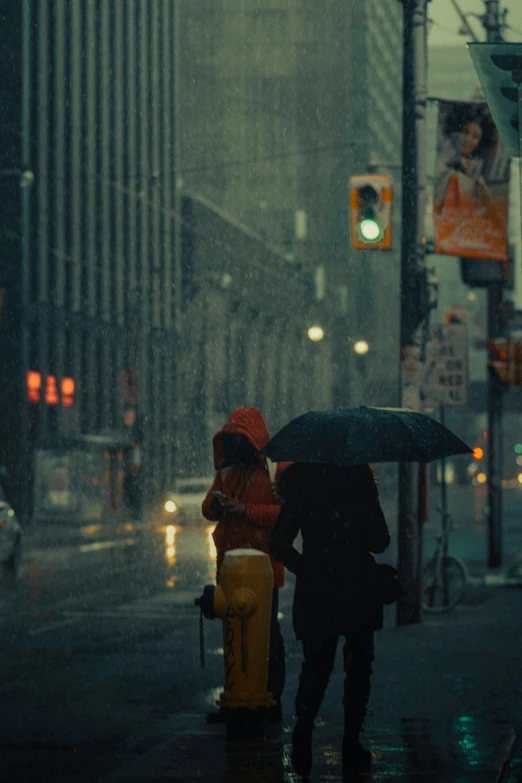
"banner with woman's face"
433,100,510,262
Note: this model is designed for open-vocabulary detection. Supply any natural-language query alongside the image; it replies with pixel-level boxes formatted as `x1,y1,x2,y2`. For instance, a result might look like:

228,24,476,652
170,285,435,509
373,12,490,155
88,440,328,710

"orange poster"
433,100,510,262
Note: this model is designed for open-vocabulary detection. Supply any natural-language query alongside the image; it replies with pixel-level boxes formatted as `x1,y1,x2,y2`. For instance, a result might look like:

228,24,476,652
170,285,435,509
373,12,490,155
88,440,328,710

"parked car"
0,485,23,581
160,477,214,525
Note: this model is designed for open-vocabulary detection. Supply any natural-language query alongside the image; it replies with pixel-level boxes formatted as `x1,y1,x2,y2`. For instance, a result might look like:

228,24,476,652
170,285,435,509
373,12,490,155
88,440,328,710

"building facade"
1,1,183,521
178,0,404,413
1,0,344,519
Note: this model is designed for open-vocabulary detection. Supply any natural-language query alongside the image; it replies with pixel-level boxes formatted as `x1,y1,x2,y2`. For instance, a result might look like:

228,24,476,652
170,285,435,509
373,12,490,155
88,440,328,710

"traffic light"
61,377,75,407
444,306,467,325
349,174,393,251
45,375,59,405
487,338,522,385
26,371,42,403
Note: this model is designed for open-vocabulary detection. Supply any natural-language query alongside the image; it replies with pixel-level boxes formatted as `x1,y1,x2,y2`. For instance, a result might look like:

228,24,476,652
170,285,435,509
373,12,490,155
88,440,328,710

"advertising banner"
433,100,510,262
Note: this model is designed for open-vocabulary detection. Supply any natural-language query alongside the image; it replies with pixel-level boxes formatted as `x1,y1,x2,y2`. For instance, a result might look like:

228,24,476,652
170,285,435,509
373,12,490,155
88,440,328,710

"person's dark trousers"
267,588,286,705
295,630,375,733
342,631,374,741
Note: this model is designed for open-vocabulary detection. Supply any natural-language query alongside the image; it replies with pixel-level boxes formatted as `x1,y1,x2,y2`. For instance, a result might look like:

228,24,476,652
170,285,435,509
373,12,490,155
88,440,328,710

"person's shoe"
342,738,372,769
291,718,314,777
206,709,227,724
265,702,283,724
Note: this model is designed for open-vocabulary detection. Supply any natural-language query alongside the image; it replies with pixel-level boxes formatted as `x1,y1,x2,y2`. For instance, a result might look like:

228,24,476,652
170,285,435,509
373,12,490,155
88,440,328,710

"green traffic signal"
360,215,380,241
357,185,381,242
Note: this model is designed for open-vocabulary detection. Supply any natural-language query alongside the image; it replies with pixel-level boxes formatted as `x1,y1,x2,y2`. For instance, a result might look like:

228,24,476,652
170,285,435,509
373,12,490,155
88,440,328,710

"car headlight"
164,500,178,514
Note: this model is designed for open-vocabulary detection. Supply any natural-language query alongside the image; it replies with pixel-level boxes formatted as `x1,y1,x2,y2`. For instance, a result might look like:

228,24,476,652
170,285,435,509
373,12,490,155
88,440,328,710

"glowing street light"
308,326,324,342
354,340,369,355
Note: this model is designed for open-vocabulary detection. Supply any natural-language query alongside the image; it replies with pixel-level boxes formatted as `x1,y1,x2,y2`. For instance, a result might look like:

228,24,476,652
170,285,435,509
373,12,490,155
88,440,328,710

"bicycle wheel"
422,555,468,613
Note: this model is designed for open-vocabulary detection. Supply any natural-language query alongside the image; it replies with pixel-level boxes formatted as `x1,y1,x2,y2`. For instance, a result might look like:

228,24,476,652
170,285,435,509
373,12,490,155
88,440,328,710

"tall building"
179,0,404,414
1,0,337,517
1,1,183,521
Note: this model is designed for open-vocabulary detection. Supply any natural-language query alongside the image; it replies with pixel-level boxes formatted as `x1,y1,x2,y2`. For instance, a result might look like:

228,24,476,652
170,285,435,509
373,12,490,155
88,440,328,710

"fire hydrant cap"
231,588,257,617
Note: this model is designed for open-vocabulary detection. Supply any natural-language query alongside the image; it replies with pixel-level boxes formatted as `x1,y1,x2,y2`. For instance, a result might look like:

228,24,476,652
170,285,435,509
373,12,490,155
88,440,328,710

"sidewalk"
97,588,522,783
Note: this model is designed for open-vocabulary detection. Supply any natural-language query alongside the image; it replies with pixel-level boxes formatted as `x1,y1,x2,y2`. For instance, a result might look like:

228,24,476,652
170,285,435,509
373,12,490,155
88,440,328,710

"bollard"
195,548,275,715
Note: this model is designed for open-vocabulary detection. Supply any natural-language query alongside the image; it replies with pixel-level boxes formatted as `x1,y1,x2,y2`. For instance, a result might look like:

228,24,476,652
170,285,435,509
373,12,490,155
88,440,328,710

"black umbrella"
262,407,472,466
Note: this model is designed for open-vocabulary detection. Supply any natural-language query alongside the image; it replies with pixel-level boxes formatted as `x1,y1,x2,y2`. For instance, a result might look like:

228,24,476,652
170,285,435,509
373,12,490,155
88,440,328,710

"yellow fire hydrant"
195,548,275,714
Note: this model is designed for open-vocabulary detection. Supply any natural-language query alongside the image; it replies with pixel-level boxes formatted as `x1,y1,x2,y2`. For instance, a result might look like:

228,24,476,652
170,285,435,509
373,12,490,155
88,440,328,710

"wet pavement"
0,503,521,781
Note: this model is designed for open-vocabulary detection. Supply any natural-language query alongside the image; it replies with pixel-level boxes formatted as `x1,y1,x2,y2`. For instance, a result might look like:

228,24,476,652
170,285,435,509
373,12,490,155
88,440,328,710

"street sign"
401,344,423,412
460,256,511,287
423,324,468,408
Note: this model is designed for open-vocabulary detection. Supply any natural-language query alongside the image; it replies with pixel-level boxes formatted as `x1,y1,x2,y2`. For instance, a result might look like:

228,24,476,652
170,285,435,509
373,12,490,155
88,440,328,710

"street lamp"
308,326,324,342
0,168,34,188
354,340,369,355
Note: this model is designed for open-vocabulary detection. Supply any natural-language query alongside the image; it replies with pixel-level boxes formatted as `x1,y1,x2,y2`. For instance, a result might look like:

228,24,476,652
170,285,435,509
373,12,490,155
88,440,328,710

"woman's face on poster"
457,121,483,157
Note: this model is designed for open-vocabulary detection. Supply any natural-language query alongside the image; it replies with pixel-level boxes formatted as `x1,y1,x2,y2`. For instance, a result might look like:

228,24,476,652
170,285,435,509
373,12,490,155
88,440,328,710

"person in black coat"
269,463,390,777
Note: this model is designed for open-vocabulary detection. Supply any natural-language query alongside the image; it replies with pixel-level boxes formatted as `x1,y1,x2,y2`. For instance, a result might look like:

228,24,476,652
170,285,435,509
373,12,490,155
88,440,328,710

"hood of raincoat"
213,407,271,469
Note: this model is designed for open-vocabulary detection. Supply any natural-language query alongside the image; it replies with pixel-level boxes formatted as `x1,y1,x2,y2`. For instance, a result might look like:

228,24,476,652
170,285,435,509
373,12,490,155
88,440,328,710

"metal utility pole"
20,0,32,524
484,0,503,41
172,0,183,485
484,0,504,567
486,282,503,566
397,0,429,625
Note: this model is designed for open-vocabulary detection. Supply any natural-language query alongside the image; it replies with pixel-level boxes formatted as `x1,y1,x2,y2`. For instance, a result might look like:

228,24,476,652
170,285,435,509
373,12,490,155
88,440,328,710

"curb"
482,575,522,588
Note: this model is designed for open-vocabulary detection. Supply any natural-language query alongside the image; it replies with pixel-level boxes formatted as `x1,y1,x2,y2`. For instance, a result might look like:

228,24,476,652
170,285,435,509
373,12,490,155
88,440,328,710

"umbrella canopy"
262,407,472,466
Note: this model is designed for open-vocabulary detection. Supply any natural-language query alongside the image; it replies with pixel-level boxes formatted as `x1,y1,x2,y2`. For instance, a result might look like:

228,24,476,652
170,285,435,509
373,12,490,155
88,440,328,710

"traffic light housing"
61,377,75,407
26,371,42,403
487,338,522,385
349,174,393,251
45,375,59,405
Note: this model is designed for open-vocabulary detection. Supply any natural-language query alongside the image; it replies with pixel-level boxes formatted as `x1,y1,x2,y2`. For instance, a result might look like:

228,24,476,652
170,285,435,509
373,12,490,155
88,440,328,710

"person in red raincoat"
202,407,288,723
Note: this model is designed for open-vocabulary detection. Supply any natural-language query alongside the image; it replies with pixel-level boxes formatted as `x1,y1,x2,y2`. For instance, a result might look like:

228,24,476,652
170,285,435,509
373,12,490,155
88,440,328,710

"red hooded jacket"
202,407,288,588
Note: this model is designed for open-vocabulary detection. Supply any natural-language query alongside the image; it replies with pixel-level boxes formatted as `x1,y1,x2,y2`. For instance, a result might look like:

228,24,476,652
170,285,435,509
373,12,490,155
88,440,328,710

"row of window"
31,1,179,333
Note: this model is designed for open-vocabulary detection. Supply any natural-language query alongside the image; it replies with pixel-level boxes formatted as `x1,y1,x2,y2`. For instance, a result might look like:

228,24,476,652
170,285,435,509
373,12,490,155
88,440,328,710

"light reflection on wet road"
0,520,219,626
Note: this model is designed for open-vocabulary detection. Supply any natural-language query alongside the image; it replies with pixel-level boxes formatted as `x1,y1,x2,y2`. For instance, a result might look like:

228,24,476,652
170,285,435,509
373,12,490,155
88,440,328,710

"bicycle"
422,507,468,613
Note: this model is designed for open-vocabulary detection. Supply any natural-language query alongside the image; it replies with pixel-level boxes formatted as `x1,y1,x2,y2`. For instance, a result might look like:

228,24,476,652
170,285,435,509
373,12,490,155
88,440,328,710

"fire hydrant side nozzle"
231,588,256,617
194,584,216,619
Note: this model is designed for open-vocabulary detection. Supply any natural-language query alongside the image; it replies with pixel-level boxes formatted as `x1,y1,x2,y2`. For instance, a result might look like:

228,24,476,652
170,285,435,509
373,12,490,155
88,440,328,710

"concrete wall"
178,194,335,475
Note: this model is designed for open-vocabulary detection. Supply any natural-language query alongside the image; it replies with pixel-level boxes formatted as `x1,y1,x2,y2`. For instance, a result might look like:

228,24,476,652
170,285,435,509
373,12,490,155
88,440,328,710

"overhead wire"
428,17,467,38
504,23,522,38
